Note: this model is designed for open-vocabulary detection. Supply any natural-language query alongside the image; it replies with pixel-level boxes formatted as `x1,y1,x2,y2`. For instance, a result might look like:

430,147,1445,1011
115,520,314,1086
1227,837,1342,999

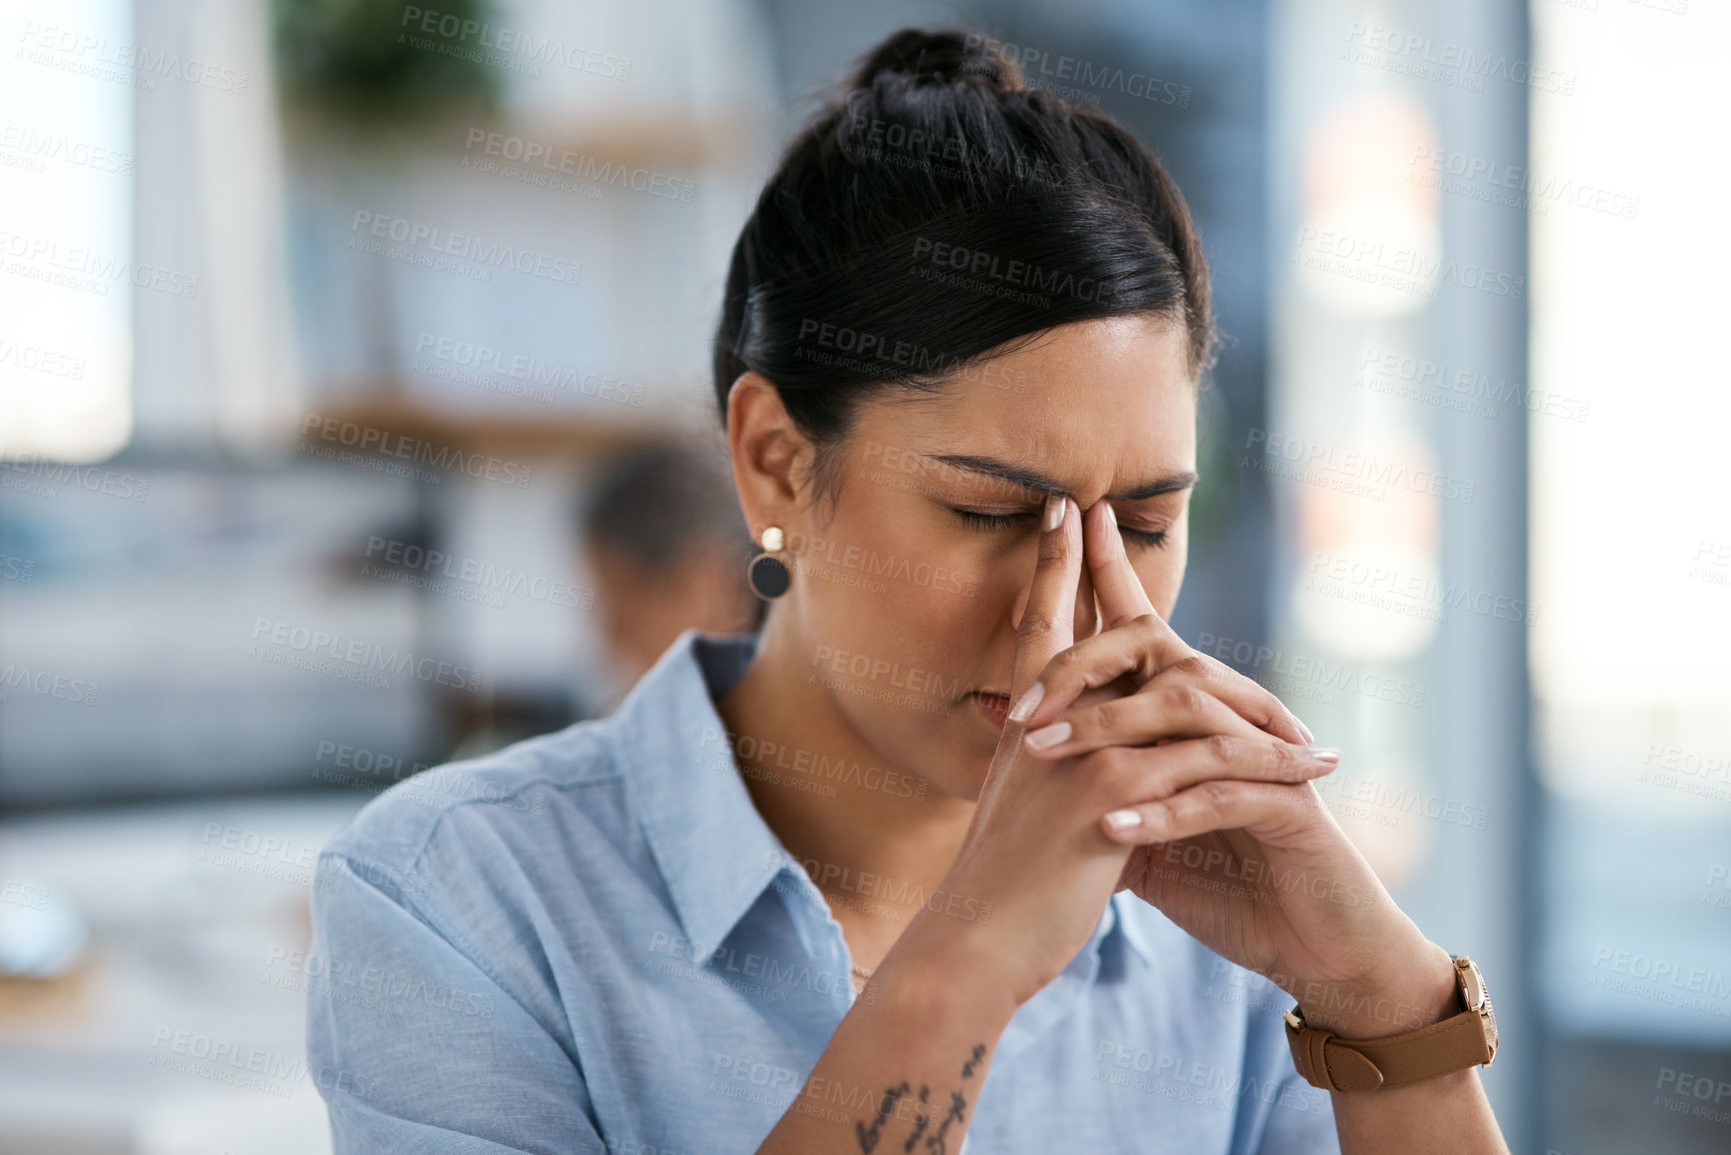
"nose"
1010,547,1102,640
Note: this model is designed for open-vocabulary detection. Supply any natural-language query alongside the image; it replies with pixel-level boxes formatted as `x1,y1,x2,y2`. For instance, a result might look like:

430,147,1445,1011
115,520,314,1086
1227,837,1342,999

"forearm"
1332,1066,1506,1155
1309,943,1510,1155
756,915,1019,1155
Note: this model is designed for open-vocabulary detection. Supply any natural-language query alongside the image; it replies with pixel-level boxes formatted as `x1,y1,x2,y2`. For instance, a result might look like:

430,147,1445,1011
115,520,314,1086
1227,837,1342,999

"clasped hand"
940,494,1451,1035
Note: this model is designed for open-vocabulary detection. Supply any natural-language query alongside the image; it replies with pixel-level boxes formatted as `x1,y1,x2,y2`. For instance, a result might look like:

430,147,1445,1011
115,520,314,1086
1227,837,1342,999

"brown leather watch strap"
1285,1007,1495,1091
1283,955,1498,1091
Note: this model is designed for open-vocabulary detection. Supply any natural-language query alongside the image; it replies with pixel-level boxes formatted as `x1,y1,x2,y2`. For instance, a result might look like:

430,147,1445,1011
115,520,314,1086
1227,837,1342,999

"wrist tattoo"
854,1042,988,1154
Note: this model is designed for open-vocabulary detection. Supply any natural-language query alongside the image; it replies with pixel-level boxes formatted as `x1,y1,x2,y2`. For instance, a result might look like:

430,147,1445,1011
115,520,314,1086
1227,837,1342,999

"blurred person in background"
578,440,763,706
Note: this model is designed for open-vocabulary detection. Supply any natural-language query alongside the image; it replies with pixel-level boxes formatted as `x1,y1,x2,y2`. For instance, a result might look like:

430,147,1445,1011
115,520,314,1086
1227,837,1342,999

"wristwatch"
1283,954,1498,1091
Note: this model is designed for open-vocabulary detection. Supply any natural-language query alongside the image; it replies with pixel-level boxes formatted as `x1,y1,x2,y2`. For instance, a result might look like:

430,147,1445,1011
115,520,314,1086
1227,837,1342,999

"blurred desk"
0,792,366,1155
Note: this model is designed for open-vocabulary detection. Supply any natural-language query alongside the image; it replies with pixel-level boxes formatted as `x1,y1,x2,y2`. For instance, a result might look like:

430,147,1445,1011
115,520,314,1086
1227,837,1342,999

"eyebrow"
922,454,1199,502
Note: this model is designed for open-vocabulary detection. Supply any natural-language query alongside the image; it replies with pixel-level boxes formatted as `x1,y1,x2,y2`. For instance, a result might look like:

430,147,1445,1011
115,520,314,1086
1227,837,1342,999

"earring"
747,526,792,601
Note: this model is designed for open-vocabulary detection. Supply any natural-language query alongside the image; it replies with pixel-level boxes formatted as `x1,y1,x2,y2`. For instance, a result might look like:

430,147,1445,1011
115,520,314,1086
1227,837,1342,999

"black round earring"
747,526,791,601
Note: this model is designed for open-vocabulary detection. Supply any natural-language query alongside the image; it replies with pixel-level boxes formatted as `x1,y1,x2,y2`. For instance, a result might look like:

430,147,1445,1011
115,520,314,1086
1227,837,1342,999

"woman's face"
755,313,1198,802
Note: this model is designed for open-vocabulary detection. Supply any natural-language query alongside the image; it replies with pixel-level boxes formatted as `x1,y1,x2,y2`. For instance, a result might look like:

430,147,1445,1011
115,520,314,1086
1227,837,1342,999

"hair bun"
847,28,1024,92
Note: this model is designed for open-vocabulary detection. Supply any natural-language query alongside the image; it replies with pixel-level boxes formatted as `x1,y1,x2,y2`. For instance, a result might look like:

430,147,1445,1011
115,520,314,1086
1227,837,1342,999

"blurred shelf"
282,106,763,173
306,389,712,457
443,109,762,172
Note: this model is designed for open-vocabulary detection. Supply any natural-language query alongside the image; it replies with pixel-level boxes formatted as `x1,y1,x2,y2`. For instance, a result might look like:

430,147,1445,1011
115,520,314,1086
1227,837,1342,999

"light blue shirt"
306,628,1341,1153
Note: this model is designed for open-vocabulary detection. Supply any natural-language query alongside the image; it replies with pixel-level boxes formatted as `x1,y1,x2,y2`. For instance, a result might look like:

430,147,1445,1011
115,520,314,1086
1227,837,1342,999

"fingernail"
1103,502,1117,531
1043,494,1066,532
1295,716,1315,743
1104,808,1143,831
1024,720,1071,750
1307,746,1341,763
1007,682,1044,722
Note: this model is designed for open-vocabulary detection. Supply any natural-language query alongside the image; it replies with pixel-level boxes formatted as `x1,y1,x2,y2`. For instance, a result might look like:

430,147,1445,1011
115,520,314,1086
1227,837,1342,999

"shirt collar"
611,627,1154,970
611,628,785,955
1107,890,1155,966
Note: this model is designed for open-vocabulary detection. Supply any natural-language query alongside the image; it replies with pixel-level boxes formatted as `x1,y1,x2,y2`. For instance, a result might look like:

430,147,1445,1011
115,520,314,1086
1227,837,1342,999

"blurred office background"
0,0,1725,1151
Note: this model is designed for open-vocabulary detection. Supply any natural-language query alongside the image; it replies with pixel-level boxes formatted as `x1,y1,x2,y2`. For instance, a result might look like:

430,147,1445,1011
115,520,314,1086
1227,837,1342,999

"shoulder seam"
321,849,568,1055
328,726,624,871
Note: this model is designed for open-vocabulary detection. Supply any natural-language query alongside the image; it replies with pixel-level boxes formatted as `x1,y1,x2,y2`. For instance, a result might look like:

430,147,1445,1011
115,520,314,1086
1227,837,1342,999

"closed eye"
948,507,1168,549
950,508,1035,534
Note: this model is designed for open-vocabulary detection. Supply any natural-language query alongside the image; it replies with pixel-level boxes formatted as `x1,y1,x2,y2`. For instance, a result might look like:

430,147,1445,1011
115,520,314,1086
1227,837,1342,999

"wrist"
880,909,1033,1015
1292,941,1459,1040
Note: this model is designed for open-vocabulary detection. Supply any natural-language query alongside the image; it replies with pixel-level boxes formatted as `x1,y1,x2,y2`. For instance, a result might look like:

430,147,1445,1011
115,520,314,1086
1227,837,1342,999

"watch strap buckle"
1282,955,1497,1093
1285,1016,1387,1091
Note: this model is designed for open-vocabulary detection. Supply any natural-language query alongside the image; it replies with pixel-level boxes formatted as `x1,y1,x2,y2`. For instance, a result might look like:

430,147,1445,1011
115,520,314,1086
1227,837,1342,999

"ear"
725,371,814,544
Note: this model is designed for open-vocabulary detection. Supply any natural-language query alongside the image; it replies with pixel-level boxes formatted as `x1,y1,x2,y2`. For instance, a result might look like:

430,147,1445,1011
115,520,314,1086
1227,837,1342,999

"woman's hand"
1007,500,1457,1037
896,495,1341,1012
893,493,1130,1008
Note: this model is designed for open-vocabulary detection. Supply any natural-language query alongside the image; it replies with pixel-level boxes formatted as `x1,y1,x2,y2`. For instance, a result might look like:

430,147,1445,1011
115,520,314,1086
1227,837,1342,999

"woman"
306,28,1509,1155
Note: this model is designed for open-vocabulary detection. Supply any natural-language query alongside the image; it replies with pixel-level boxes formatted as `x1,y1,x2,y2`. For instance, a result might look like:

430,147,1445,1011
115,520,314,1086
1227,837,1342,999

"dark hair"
578,440,753,571
711,27,1216,520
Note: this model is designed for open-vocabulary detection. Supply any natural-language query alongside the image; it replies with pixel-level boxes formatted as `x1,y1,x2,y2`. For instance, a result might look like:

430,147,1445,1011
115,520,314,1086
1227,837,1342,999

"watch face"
1473,964,1498,1052
1455,956,1498,1056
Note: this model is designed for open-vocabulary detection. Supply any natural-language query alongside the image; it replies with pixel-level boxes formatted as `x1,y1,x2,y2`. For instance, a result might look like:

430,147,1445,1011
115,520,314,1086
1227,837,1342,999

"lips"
970,691,1011,729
